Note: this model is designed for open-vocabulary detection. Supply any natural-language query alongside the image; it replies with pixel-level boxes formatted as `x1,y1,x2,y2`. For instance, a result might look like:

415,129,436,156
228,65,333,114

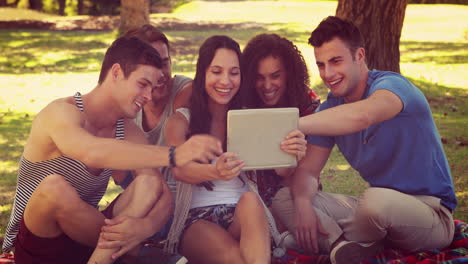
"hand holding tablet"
227,108,299,170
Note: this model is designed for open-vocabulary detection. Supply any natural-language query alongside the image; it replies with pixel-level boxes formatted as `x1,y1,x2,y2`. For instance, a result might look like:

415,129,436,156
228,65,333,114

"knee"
37,174,76,202
238,192,262,209
132,173,164,199
272,187,292,206
358,188,394,220
216,243,243,264
31,174,82,215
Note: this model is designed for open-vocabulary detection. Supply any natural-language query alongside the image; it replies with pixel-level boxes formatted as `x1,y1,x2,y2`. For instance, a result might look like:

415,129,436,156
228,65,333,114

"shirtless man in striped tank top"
2,37,222,264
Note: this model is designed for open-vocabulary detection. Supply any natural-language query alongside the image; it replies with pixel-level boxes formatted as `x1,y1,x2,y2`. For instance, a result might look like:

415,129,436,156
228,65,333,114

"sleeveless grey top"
134,75,192,193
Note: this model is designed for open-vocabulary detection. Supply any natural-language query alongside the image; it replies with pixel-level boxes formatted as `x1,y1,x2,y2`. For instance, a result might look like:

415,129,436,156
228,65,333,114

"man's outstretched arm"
299,89,403,136
42,100,222,170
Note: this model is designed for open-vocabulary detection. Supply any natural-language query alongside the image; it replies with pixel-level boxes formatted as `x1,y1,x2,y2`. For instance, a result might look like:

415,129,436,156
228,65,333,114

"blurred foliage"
2,0,190,16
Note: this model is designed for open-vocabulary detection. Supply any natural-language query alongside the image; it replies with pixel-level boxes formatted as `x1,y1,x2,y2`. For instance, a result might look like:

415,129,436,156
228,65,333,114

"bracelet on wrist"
169,146,177,168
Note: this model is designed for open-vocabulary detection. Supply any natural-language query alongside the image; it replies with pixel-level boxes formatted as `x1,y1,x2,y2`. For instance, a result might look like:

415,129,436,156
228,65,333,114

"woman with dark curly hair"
242,33,321,251
242,33,320,117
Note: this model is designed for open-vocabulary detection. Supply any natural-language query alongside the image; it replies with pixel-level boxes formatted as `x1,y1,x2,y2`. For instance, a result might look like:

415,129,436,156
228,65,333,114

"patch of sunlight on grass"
400,63,468,90
170,1,336,25
296,43,323,84
0,204,12,213
401,48,468,65
0,7,58,20
5,38,31,48
336,164,350,171
402,5,468,42
0,161,19,173
37,50,74,65
168,2,468,43
0,72,98,113
433,113,468,123
456,190,467,198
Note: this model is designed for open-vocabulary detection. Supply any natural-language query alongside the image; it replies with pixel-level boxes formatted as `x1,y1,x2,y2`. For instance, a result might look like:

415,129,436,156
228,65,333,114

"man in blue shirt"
271,16,457,264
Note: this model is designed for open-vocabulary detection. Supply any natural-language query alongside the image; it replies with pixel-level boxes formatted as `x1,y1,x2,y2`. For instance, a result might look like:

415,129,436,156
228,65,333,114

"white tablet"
227,108,299,170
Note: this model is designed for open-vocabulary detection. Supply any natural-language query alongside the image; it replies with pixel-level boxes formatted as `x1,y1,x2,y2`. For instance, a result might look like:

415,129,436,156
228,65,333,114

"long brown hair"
188,35,243,139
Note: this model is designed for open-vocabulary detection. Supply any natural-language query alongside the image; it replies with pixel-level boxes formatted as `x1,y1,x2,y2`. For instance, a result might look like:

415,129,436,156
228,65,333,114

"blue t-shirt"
308,70,457,211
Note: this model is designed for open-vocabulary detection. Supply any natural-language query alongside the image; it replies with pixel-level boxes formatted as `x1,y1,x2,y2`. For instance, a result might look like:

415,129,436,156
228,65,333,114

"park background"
0,0,467,246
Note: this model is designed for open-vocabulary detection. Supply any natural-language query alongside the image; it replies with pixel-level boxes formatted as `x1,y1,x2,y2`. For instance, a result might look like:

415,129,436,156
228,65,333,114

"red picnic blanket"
272,220,468,264
2,221,467,263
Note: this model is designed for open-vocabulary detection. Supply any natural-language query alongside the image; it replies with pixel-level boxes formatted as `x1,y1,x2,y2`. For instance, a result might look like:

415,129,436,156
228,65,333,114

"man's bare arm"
43,101,221,170
164,112,229,183
288,144,332,253
299,89,403,135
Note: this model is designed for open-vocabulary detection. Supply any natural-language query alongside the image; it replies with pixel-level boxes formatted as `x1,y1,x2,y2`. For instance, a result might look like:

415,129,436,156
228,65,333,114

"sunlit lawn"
0,1,467,236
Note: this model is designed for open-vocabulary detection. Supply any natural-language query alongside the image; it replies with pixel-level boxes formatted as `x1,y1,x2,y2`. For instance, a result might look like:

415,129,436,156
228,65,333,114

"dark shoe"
330,240,382,264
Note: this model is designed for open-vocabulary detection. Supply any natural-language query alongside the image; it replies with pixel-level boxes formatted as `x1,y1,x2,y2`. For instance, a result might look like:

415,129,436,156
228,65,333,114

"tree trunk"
336,0,407,73
28,0,43,11
58,0,66,16
119,0,150,35
77,0,84,15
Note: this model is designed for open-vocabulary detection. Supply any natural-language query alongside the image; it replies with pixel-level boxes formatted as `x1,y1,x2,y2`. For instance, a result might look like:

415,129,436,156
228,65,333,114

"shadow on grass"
0,24,313,75
401,41,468,64
0,30,114,74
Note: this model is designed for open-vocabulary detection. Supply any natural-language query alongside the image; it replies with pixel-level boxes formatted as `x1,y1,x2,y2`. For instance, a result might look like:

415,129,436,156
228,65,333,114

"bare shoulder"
172,81,193,110
39,97,83,123
165,111,189,145
32,97,83,133
24,96,82,160
167,111,189,130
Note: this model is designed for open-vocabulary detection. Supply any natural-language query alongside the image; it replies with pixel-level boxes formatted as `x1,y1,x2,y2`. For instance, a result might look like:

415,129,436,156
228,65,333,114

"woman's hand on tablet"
281,129,307,161
215,152,245,180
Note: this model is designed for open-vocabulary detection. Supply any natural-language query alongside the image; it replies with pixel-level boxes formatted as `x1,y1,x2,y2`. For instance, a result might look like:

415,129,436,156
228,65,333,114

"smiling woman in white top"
163,35,307,264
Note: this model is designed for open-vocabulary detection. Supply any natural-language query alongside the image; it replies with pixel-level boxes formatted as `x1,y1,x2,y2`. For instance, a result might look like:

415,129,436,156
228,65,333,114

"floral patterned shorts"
184,204,237,233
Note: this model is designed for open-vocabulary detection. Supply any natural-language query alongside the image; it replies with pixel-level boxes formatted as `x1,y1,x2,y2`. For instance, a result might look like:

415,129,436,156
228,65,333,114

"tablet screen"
227,108,298,170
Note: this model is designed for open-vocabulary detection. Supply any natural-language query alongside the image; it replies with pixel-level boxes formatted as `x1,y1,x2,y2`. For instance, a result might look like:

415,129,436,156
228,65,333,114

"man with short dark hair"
272,16,456,264
2,36,222,264
116,25,193,194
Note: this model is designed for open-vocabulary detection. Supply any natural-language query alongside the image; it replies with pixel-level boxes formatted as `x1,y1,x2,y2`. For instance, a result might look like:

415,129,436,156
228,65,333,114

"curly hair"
242,33,316,117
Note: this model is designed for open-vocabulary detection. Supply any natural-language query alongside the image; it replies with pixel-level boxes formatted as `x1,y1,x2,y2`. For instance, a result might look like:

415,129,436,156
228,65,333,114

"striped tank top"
2,92,125,253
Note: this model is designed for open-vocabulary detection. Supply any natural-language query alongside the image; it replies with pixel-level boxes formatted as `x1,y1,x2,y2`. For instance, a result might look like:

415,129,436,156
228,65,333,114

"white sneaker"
278,231,297,249
330,240,382,264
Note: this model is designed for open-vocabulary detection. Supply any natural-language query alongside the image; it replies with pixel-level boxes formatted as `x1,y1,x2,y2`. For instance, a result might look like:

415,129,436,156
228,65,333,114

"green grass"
0,30,115,74
0,1,467,238
0,7,58,20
